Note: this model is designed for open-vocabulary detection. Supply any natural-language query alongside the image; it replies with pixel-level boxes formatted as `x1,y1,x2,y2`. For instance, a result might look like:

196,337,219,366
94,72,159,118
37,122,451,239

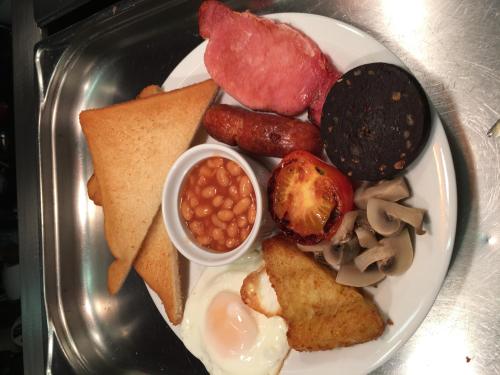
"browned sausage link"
203,104,322,157
202,104,242,146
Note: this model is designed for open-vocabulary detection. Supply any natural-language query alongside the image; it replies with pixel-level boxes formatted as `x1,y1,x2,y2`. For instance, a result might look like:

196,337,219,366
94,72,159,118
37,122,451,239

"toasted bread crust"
86,84,163,207
80,79,218,294
85,84,197,324
263,235,385,351
87,174,102,206
137,85,163,98
87,185,185,325
134,210,183,324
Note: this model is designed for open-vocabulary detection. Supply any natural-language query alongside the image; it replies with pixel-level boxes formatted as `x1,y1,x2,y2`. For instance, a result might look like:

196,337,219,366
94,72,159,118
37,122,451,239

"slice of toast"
85,84,189,325
133,210,184,324
80,79,218,295
262,235,385,351
88,173,184,324
85,85,163,207
88,180,184,324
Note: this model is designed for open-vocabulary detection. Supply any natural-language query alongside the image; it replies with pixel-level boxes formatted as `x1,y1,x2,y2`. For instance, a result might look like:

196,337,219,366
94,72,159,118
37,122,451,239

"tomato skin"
268,150,354,244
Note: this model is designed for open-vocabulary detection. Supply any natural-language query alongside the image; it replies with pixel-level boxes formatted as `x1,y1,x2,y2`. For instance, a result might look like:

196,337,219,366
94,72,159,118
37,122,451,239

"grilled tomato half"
268,150,353,244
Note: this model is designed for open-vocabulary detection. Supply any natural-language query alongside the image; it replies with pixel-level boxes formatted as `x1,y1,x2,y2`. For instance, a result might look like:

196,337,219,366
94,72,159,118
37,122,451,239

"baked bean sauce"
179,157,256,252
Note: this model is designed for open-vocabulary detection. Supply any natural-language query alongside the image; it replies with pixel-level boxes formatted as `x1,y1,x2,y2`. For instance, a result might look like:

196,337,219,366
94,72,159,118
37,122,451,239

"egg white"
181,251,289,375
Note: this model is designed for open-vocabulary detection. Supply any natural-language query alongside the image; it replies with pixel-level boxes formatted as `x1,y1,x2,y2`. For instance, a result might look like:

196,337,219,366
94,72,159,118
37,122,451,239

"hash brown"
262,235,385,351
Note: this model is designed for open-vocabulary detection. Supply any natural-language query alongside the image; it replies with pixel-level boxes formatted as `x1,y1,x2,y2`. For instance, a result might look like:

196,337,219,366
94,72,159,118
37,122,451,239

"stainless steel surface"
37,0,499,373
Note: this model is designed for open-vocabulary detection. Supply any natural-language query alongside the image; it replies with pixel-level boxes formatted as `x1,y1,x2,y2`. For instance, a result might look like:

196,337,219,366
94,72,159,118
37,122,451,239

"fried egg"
181,251,289,375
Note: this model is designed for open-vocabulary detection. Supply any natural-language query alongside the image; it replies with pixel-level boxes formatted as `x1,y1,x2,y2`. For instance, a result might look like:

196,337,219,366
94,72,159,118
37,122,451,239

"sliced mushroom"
354,177,410,209
297,241,331,253
354,244,396,272
389,204,425,235
355,227,378,248
355,210,372,230
323,248,341,270
323,237,360,270
313,252,330,267
330,210,359,245
336,263,386,287
377,228,413,275
366,199,404,236
367,198,425,236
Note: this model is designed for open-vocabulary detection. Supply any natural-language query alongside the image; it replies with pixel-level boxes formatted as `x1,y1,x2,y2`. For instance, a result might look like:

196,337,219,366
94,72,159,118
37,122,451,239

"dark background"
0,1,23,374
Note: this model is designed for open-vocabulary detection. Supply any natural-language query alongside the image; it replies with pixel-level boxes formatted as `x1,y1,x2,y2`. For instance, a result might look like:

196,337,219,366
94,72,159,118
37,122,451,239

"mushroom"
330,210,359,245
298,210,360,253
366,198,425,236
354,177,410,209
323,237,360,270
355,227,378,248
355,210,371,229
366,199,404,236
354,244,396,272
353,228,414,276
297,241,331,253
377,228,413,275
336,263,386,287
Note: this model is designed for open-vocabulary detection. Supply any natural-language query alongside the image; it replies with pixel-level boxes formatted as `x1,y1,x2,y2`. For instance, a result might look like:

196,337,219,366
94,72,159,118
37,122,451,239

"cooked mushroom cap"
355,210,372,230
377,228,413,275
353,228,414,276
297,241,331,253
366,199,404,236
323,237,360,270
355,227,378,248
336,263,386,287
367,198,425,236
354,177,410,209
323,246,341,270
354,244,396,272
330,210,359,245
388,203,425,235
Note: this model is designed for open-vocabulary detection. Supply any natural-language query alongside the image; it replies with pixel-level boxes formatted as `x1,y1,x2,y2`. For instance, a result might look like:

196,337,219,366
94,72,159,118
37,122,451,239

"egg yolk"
205,291,258,357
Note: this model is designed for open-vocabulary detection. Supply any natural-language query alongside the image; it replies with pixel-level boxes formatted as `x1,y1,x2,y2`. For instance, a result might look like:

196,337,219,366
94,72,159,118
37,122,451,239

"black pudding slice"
320,63,431,181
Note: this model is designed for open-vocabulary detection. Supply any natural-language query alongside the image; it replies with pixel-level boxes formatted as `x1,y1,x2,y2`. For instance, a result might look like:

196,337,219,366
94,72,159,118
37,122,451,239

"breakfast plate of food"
79,1,457,374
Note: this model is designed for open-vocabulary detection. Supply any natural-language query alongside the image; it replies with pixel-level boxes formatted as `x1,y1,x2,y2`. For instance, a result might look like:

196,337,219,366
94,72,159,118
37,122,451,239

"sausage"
203,104,322,158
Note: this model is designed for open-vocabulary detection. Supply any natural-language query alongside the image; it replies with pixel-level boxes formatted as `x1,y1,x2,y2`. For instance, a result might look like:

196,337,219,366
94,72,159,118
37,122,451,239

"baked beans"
179,157,256,252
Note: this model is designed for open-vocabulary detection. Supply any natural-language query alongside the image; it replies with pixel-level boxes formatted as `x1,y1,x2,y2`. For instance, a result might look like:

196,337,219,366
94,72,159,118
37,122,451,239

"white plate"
146,13,457,375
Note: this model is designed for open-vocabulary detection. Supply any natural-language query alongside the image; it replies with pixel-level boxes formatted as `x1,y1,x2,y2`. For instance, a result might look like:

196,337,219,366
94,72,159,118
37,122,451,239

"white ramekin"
162,144,274,266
